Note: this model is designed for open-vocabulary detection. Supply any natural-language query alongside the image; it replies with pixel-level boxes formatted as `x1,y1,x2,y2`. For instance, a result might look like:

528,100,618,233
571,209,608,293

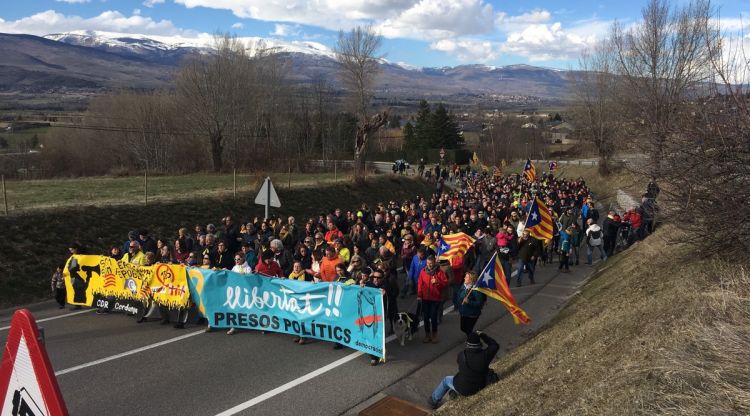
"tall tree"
572,40,620,174
175,34,254,171
334,25,388,182
413,100,433,150
431,103,461,149
611,0,715,176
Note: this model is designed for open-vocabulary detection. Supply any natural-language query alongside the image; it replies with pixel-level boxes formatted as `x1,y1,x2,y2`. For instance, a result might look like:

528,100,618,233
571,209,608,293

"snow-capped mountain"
43,30,337,63
1,31,574,110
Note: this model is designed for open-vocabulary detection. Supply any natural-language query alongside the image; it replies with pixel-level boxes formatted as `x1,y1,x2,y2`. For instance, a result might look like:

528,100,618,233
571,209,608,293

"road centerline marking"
55,330,203,376
0,309,93,331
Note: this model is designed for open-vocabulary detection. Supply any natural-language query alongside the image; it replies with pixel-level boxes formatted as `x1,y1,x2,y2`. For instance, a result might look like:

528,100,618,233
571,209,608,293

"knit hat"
466,332,482,349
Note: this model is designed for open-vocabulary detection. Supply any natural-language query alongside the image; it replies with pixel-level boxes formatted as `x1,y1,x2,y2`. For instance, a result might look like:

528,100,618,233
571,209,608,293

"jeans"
422,300,440,334
500,258,513,285
431,375,456,404
515,259,535,285
559,253,569,270
587,245,607,264
400,276,416,296
460,315,479,335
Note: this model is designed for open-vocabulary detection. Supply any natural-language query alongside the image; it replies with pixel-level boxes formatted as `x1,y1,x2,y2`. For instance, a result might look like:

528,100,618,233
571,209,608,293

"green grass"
0,176,432,307
2,171,357,212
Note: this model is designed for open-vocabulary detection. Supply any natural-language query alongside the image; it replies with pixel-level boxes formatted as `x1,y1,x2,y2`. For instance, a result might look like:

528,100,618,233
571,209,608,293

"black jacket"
453,333,499,396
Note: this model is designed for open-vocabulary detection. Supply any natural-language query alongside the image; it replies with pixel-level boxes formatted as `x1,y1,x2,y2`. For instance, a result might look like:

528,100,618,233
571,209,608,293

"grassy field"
0,175,432,307
440,225,749,415
1,171,360,212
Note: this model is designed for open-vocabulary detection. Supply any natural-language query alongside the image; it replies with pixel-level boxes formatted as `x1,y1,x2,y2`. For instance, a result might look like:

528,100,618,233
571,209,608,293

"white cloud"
0,9,186,37
496,9,552,31
231,22,243,29
56,0,91,3
133,8,142,16
271,23,300,37
430,38,500,62
142,0,165,8
377,0,495,40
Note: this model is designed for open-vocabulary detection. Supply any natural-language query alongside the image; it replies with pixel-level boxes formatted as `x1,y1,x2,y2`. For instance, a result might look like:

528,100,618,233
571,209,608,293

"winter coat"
417,266,448,302
517,236,541,262
453,333,500,396
454,284,486,318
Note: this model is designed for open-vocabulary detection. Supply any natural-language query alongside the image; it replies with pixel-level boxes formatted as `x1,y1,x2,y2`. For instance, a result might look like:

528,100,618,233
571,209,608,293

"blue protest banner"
186,268,386,358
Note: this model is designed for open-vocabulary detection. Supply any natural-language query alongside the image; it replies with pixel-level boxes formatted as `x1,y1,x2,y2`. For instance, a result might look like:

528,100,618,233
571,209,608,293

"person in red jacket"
255,249,283,277
417,255,448,343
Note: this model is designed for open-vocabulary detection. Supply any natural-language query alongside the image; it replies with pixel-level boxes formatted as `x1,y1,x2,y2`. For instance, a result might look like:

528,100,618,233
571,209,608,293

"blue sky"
1,0,747,68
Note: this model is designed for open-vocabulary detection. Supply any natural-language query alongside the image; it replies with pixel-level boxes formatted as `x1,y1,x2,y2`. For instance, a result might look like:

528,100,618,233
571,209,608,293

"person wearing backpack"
585,218,607,265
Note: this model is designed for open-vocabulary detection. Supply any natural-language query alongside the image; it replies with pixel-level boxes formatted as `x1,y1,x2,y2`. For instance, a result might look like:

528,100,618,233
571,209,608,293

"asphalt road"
0,260,593,416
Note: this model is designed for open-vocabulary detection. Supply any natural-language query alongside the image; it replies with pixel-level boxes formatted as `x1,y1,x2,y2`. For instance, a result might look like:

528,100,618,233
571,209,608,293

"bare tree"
571,41,620,174
611,0,715,176
175,34,254,171
334,25,388,182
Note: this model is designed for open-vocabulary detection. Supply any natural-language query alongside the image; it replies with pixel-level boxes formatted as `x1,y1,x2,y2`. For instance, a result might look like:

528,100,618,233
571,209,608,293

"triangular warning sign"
0,310,68,416
254,177,281,208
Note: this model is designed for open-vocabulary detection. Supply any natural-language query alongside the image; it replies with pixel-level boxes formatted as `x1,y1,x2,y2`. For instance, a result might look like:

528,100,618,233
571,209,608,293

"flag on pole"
526,197,554,242
523,159,536,182
475,252,530,325
437,233,476,260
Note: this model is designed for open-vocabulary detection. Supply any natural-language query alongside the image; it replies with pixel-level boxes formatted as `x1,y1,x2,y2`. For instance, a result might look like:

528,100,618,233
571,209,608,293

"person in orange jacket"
317,246,342,282
417,255,448,343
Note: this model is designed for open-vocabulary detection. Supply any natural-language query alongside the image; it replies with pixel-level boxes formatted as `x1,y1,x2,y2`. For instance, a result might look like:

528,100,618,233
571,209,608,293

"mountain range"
0,31,574,110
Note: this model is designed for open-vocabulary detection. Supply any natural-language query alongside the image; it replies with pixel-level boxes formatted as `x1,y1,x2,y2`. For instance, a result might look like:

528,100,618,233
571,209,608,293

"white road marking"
214,305,457,416
0,309,93,331
55,330,203,376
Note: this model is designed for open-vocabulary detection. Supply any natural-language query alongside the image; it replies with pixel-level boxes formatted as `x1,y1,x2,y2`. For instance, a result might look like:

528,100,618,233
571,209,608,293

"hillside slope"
440,226,749,415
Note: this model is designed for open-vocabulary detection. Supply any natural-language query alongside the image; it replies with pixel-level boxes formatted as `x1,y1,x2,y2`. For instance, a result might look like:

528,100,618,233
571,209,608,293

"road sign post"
254,177,281,219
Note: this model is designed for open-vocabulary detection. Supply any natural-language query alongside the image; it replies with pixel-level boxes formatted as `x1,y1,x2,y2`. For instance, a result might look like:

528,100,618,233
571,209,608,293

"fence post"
334,160,337,182
144,170,148,204
2,175,7,215
233,168,237,198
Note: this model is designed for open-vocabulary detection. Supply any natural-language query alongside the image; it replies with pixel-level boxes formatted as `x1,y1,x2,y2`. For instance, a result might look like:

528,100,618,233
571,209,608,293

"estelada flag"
523,159,536,182
437,232,475,261
475,253,530,324
526,197,554,242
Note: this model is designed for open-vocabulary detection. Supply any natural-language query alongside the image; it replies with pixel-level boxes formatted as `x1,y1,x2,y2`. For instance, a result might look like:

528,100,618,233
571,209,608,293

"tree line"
31,31,390,178
571,0,749,257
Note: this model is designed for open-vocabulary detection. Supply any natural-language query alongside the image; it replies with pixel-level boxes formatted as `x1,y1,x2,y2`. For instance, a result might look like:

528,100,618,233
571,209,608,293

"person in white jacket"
585,218,607,264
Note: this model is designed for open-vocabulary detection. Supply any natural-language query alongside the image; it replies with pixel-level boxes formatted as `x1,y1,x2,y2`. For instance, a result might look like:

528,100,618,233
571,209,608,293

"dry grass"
439,225,749,415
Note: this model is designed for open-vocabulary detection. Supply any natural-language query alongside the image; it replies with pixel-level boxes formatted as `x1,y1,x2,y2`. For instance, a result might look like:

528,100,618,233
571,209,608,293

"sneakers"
173,322,185,329
422,336,432,343
333,343,344,350
370,359,379,366
227,328,236,335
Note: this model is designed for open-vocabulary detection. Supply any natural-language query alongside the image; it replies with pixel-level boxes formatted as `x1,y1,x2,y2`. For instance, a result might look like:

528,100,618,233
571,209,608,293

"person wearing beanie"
429,330,499,409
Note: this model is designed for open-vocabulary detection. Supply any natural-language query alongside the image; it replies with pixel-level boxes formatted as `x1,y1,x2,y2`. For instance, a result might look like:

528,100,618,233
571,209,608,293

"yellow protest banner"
95,259,151,303
65,255,191,308
150,263,190,308
64,255,104,306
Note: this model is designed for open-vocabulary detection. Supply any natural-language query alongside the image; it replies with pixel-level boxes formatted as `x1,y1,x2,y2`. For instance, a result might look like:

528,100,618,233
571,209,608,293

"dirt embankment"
440,226,749,415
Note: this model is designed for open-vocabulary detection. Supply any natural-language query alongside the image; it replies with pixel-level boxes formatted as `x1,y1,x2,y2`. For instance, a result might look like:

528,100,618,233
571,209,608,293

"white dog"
394,312,414,346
